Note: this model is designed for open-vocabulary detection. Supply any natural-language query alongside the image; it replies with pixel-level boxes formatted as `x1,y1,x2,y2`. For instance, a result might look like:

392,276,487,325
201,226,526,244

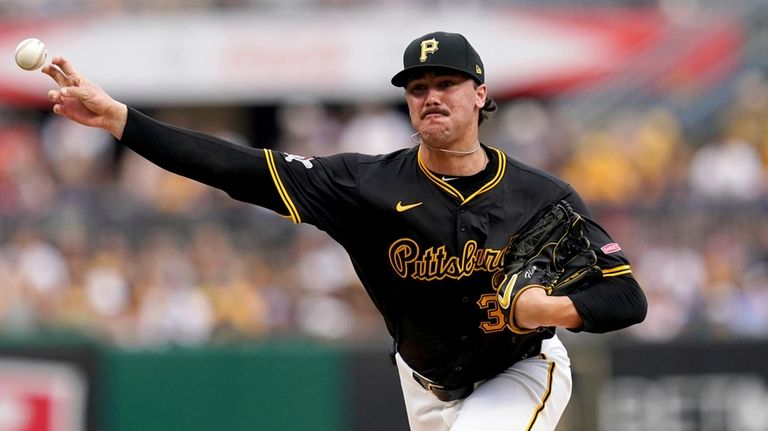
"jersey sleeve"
120,107,367,242
262,150,365,239
120,107,286,214
560,189,648,333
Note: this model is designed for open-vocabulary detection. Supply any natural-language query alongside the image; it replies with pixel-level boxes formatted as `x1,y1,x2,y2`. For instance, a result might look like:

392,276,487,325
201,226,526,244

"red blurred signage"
0,359,86,431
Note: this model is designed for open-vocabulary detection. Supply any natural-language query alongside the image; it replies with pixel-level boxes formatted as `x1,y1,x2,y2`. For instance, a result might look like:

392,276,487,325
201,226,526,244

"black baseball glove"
497,200,602,334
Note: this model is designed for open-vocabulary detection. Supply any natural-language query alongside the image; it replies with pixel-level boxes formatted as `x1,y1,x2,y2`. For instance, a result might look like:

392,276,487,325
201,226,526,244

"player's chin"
418,127,451,144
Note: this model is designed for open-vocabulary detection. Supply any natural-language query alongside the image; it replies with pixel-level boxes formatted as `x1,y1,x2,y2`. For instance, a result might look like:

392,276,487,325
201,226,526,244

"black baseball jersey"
121,108,646,388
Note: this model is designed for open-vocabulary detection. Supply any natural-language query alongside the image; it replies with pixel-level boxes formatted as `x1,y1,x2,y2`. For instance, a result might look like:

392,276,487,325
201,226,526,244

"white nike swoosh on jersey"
442,176,459,181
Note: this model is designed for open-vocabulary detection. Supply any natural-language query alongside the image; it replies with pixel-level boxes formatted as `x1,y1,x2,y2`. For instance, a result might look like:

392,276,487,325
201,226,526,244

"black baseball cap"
391,31,485,87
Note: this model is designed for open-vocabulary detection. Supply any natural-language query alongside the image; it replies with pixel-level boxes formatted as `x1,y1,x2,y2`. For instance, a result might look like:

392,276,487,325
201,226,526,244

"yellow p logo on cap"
419,38,439,62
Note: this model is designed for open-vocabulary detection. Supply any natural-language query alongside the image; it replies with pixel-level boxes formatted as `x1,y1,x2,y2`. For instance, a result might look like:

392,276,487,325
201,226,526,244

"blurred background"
0,0,767,430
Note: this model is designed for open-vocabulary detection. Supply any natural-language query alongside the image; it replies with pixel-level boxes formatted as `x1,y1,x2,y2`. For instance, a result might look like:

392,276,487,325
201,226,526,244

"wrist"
513,287,548,329
105,102,128,140
514,288,582,330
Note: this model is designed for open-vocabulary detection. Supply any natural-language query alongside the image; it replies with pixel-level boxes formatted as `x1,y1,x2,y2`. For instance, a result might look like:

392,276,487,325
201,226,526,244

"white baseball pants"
395,335,572,431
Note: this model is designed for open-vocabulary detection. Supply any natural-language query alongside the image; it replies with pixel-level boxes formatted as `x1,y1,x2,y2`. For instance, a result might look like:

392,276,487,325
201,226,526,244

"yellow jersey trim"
417,151,464,200
465,147,505,202
264,149,301,224
417,146,506,204
602,265,632,277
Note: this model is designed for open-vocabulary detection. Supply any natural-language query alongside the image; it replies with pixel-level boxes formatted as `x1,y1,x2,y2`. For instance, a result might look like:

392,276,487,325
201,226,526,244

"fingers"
47,86,92,114
47,89,62,104
60,86,91,101
52,56,79,78
42,63,68,86
47,87,80,116
41,56,82,87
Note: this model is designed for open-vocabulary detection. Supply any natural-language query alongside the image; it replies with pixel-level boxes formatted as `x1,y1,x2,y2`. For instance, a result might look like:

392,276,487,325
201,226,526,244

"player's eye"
407,83,427,94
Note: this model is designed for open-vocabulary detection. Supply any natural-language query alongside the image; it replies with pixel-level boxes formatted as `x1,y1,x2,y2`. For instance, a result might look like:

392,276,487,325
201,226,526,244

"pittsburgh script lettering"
388,238,505,281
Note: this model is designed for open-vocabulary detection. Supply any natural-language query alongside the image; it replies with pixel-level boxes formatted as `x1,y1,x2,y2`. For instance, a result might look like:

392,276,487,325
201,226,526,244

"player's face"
404,71,487,147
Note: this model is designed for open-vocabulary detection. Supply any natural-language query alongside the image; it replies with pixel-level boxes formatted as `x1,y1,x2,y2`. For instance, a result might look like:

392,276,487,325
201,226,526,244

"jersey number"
477,293,507,333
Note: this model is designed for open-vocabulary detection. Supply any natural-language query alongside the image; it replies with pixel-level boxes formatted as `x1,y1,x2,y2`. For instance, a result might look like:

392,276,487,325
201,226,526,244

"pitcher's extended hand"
42,56,127,139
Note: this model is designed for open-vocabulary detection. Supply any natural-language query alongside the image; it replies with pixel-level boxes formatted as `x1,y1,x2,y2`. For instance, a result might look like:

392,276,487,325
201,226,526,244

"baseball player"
43,31,646,431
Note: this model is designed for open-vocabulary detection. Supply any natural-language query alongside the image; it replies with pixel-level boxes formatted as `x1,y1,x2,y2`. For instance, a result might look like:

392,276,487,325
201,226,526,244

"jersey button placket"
456,204,466,236
456,204,473,364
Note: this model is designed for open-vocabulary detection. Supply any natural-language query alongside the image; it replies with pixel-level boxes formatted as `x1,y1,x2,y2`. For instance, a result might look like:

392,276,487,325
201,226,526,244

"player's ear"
475,83,487,109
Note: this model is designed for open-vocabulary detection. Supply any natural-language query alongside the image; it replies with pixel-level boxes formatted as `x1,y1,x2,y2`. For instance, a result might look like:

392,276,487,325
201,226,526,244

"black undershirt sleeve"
568,275,647,333
119,107,284,210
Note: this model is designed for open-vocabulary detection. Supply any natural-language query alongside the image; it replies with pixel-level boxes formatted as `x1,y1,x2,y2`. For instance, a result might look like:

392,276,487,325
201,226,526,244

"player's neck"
418,141,489,176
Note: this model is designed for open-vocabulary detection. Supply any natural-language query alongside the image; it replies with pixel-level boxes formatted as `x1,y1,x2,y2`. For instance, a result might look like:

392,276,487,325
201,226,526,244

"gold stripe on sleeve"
264,149,301,224
525,359,556,431
602,265,632,277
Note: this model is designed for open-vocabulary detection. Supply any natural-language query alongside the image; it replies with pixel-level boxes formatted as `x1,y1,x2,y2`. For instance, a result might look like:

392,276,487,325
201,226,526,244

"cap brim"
391,64,480,87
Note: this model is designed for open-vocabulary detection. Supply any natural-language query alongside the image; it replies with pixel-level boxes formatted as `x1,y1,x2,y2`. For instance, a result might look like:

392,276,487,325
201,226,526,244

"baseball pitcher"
42,31,646,431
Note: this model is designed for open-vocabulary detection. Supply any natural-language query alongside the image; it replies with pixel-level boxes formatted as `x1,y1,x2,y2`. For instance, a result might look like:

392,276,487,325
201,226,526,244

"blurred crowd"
0,62,767,347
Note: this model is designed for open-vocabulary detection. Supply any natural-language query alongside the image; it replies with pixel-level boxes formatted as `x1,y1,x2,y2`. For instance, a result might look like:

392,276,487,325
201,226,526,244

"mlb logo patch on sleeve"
601,243,622,254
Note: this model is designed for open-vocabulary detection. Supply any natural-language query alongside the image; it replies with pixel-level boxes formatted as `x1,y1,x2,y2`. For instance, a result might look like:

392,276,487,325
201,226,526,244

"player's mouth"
421,108,449,120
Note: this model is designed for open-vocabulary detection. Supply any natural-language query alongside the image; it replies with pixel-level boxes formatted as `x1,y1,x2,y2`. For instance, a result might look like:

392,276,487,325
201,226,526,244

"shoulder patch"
601,243,622,254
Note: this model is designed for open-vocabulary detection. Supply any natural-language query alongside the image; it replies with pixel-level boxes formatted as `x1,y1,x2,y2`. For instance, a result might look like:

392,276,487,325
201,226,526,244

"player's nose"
424,87,442,105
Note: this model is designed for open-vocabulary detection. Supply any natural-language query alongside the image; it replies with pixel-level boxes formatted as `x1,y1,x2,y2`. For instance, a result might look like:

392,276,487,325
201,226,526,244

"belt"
411,372,475,402
411,340,543,402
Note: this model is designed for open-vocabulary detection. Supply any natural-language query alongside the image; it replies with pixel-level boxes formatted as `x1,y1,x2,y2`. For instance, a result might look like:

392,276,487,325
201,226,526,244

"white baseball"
15,38,48,71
